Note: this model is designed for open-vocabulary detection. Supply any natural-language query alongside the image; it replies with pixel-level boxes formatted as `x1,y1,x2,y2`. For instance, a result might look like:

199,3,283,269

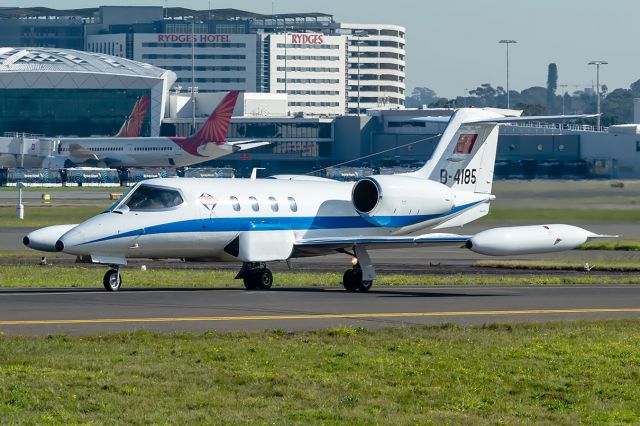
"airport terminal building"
0,47,175,137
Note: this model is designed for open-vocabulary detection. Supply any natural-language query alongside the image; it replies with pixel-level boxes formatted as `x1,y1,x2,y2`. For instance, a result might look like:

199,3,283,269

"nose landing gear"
237,262,273,290
103,266,122,292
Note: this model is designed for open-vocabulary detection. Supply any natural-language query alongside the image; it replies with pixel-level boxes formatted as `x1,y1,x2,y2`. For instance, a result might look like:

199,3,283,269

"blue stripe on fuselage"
81,200,483,245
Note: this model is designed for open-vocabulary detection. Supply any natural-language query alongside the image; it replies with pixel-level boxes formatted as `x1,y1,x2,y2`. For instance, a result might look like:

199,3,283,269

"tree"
601,88,634,125
630,79,640,96
405,87,438,108
546,63,558,113
520,86,548,106
469,84,498,107
514,102,547,116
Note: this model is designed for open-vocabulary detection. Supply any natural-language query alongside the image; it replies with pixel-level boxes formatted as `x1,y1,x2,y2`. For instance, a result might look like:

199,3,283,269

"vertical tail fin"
187,90,239,145
407,109,502,194
116,94,150,137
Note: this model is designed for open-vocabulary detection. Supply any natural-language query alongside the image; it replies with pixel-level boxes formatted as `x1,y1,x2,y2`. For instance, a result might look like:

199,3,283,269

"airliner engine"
41,156,74,169
351,175,454,227
466,224,602,255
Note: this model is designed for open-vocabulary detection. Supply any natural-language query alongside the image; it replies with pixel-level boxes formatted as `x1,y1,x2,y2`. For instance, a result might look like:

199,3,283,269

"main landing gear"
103,266,122,292
237,262,273,290
341,246,376,292
342,262,373,292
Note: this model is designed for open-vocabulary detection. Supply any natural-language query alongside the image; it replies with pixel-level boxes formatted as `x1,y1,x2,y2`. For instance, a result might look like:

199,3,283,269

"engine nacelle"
24,224,78,252
351,175,454,227
466,224,598,256
41,156,74,169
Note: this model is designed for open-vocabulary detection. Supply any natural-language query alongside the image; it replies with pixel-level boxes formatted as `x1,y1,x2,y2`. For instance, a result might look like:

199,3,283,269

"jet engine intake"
351,175,454,228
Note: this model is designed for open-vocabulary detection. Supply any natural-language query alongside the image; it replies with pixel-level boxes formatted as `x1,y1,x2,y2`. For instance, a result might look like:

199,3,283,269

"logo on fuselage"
198,193,217,211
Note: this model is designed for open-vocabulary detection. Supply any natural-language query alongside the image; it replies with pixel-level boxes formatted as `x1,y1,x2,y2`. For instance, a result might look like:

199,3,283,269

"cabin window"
288,197,298,212
269,197,279,212
124,185,184,210
230,196,240,211
249,196,259,211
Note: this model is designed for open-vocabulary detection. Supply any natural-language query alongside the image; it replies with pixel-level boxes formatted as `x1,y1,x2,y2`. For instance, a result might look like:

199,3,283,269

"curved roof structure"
0,47,171,79
0,47,176,105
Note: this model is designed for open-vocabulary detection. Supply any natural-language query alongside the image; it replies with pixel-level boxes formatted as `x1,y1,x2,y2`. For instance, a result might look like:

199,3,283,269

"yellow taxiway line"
0,308,640,326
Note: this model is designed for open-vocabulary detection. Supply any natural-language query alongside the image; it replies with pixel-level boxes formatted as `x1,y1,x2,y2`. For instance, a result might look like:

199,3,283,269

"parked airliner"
25,108,613,292
42,91,267,169
0,94,149,169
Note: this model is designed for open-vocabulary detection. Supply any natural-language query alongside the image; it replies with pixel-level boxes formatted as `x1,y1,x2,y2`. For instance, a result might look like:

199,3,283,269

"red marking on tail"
454,134,478,154
170,90,239,157
116,94,150,137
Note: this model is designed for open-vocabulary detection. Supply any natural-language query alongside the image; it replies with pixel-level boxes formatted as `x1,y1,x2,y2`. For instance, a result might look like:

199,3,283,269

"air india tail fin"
407,110,597,194
116,94,150,137
186,90,239,145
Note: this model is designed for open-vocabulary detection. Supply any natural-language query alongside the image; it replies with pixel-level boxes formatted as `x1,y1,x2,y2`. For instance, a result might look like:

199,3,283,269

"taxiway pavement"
1,284,639,335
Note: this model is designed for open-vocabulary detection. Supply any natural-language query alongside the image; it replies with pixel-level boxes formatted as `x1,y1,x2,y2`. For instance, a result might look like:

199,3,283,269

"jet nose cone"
23,224,78,252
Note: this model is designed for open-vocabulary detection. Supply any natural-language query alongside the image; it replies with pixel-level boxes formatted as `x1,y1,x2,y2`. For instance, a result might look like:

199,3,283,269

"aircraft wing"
292,233,470,257
68,143,100,162
226,140,271,152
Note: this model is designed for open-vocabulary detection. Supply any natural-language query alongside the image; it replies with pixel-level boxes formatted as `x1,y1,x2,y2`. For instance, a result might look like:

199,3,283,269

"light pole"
588,60,608,131
559,84,568,115
499,40,517,109
353,30,368,115
16,181,24,220
191,16,197,133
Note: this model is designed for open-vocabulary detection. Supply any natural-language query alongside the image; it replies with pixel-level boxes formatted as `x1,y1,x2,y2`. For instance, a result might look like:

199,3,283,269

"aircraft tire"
256,268,273,290
342,270,359,292
357,280,373,292
103,269,122,292
243,274,258,290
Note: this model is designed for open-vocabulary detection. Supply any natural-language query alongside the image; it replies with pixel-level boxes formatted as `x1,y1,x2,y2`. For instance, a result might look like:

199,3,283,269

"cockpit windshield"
103,185,135,213
123,185,184,211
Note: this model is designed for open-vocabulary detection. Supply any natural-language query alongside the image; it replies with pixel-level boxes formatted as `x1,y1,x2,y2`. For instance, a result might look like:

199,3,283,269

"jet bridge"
0,133,57,168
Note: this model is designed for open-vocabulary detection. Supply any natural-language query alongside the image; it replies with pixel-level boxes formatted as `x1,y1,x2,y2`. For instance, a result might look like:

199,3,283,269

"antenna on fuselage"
250,168,266,180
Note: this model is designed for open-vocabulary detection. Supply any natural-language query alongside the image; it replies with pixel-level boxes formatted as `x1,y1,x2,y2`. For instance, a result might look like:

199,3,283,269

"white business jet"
24,108,613,292
43,91,267,169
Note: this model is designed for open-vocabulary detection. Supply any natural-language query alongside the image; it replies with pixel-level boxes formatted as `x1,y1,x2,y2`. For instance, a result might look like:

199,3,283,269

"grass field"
2,265,640,289
480,207,639,223
1,321,639,424
0,206,103,227
0,186,127,192
580,240,640,251
476,259,640,272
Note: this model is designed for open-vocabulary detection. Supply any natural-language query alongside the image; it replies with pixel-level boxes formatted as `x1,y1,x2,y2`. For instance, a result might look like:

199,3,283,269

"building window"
230,196,240,211
288,197,298,212
249,196,259,211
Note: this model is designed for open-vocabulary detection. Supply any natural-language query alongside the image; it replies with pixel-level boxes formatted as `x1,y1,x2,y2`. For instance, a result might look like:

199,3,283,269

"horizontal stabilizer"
466,113,599,124
413,113,599,125
227,140,272,151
